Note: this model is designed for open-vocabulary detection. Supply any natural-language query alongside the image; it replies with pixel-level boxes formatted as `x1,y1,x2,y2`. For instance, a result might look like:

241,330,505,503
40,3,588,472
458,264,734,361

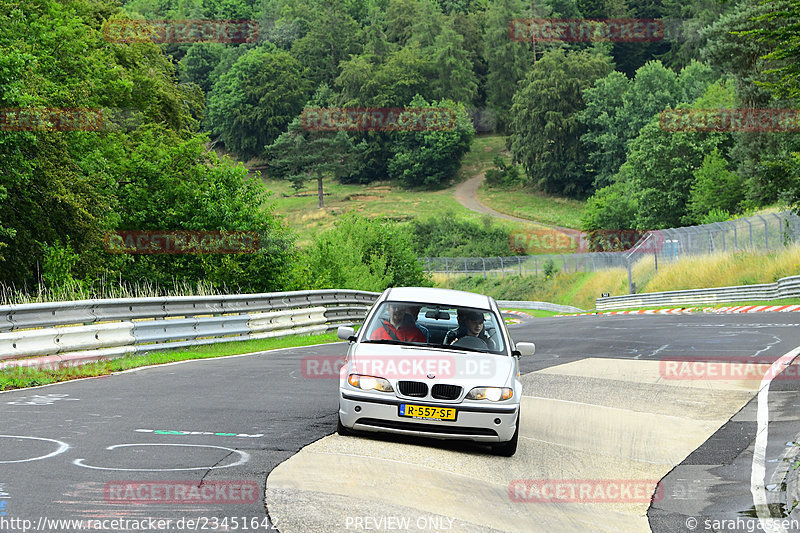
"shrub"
305,213,431,291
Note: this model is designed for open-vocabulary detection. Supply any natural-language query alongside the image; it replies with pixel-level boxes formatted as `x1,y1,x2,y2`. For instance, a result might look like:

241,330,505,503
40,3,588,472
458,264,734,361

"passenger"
403,305,430,342
443,309,491,346
370,303,426,343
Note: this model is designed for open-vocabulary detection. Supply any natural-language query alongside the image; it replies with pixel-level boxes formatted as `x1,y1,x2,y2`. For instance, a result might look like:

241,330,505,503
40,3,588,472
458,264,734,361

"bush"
408,212,517,257
305,213,431,291
484,155,522,188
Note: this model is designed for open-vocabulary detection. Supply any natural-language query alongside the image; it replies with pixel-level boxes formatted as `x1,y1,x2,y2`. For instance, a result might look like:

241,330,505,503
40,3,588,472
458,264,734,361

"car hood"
348,343,515,387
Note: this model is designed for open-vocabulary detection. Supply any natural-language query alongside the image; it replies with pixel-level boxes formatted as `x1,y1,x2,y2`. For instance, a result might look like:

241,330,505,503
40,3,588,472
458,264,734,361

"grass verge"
0,331,342,391
501,308,561,318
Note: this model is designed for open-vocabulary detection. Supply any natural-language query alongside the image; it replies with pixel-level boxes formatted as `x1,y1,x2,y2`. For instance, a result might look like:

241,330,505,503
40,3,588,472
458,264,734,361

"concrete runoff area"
265,358,769,532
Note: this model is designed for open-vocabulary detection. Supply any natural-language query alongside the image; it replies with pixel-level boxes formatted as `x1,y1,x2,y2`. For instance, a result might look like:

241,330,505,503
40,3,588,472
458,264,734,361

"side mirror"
337,326,356,341
513,342,535,357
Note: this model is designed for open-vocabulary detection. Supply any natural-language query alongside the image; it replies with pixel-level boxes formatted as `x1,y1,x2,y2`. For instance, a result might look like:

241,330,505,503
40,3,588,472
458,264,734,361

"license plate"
399,404,456,421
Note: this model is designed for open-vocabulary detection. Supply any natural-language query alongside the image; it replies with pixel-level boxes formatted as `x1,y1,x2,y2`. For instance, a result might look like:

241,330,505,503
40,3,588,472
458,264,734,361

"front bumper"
339,392,519,443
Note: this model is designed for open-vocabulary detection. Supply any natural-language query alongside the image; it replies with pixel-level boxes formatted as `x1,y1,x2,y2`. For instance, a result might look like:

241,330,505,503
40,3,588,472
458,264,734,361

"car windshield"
362,301,506,354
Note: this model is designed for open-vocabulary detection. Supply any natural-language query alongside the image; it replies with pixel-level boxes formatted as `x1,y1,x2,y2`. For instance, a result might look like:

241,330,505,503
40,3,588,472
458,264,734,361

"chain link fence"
423,212,800,279
630,212,800,263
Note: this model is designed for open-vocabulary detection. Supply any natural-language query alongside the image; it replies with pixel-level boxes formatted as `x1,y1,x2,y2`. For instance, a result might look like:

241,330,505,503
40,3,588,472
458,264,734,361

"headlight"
466,387,513,401
348,374,394,393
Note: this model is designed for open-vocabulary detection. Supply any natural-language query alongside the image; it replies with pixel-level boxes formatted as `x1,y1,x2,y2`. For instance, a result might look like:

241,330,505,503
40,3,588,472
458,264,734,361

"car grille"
431,384,462,400
397,381,428,397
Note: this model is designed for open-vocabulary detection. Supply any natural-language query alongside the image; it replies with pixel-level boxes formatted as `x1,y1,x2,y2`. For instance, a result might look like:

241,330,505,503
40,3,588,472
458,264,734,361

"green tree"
207,45,311,159
265,116,364,208
580,60,715,189
740,0,800,100
387,97,475,188
508,48,612,197
686,149,745,223
180,43,225,94
482,0,538,132
290,3,364,87
579,71,632,189
430,21,478,104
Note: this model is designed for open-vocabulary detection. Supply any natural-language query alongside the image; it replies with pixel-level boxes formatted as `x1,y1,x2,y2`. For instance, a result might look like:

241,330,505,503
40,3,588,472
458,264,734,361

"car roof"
382,287,493,310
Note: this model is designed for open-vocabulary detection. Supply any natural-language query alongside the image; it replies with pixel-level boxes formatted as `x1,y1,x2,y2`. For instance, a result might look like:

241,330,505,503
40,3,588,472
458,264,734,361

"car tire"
491,414,519,457
336,414,353,436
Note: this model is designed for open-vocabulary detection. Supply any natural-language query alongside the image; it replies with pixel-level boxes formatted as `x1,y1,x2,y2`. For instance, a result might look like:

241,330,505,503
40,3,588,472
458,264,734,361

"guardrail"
595,275,800,310
497,300,584,313
0,290,379,370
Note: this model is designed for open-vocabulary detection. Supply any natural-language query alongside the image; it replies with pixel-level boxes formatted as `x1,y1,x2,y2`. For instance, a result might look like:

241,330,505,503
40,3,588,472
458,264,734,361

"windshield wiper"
361,339,414,346
426,343,487,353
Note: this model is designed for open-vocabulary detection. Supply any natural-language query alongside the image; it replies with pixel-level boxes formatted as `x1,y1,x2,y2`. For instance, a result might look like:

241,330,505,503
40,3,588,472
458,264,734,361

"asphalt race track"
2,313,800,533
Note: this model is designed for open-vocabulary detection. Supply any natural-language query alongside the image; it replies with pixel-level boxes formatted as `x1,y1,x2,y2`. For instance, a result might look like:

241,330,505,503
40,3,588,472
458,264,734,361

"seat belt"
381,321,400,341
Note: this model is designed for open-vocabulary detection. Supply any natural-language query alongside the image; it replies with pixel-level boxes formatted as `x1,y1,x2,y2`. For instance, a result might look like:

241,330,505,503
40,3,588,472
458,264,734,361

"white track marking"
72,443,250,471
0,435,70,463
750,346,800,533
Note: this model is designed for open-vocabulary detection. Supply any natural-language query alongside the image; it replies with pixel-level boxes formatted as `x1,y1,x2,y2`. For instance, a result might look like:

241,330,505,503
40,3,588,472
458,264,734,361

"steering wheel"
452,336,488,350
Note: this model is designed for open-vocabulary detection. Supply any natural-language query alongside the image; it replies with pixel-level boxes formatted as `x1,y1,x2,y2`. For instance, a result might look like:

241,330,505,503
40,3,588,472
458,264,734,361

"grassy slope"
440,244,800,311
477,186,586,229
261,134,585,245
472,138,586,229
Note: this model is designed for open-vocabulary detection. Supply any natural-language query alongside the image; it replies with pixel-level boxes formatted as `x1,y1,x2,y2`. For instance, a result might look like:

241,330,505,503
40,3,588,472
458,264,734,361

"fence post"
745,218,754,249
756,214,768,250
499,257,504,277
444,257,449,279
518,256,522,276
481,258,486,279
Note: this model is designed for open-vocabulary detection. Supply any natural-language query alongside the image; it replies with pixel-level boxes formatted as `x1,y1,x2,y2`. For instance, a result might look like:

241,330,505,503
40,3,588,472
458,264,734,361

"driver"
370,303,426,343
444,309,491,346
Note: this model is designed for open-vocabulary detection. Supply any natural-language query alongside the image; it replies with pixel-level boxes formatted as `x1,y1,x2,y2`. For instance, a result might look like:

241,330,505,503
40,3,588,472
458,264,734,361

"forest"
0,0,798,294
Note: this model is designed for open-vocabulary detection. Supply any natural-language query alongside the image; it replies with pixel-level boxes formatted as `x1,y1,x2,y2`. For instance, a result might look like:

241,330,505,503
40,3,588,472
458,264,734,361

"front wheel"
491,414,519,457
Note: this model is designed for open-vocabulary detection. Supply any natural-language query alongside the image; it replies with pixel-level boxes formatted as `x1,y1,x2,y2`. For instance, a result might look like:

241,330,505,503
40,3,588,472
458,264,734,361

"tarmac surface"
1,312,799,532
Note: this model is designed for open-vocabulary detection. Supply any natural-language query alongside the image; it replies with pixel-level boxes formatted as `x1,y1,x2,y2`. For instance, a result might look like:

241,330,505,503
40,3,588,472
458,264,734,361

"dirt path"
452,172,579,235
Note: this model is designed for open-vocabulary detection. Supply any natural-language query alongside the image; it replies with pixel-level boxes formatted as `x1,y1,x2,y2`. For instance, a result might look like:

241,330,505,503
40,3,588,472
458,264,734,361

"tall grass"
0,277,233,305
435,244,800,310
645,244,800,292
